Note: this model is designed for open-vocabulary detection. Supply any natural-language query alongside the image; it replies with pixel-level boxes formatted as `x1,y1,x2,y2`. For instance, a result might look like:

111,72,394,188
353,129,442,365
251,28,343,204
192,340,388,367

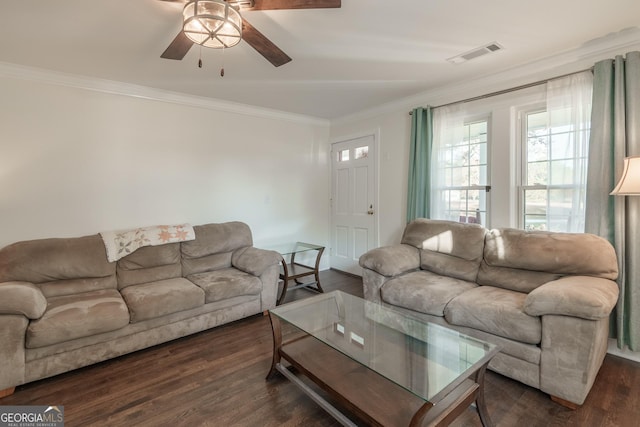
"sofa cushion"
181,222,253,276
476,261,563,294
401,219,486,282
120,278,205,322
444,286,542,345
478,228,618,293
187,268,262,303
26,289,130,348
0,234,116,298
381,270,477,316
117,243,182,289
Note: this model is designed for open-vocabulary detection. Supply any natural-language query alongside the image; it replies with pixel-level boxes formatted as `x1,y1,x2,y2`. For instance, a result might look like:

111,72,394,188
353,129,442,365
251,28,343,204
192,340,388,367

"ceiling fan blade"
242,19,292,67
161,31,194,60
246,0,340,10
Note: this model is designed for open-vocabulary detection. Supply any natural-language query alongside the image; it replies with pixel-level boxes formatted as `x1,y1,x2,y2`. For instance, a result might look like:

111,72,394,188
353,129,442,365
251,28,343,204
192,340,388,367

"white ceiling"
1,0,639,119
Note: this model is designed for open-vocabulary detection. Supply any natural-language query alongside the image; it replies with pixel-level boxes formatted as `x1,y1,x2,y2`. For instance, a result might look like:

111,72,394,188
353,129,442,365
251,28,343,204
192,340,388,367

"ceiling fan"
160,0,342,67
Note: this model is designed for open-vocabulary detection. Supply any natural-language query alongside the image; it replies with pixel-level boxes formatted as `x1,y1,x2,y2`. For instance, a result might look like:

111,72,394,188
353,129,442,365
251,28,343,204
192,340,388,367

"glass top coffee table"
267,291,499,427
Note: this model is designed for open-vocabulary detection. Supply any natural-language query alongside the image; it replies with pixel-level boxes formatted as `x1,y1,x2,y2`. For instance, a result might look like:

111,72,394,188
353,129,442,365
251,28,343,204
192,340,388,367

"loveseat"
0,221,281,397
359,218,619,407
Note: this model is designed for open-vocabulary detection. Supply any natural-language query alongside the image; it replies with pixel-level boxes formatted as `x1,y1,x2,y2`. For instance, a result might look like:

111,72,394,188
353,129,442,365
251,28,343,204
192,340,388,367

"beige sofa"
359,219,619,407
0,221,281,397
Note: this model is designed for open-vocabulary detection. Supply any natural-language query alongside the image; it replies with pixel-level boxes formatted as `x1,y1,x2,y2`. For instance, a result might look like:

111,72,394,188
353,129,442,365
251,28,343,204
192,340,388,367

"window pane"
524,189,547,230
339,149,349,162
527,161,548,186
550,132,573,160
548,188,583,232
524,215,547,231
451,166,469,186
549,159,574,185
450,189,485,225
444,167,453,187
468,165,487,186
468,121,487,143
355,146,368,159
452,145,468,165
479,143,488,164
527,111,548,137
468,144,481,166
472,143,488,165
527,135,548,162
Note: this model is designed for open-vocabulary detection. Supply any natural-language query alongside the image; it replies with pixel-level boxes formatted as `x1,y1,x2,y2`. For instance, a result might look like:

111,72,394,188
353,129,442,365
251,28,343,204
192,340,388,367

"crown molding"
0,61,329,127
332,27,640,126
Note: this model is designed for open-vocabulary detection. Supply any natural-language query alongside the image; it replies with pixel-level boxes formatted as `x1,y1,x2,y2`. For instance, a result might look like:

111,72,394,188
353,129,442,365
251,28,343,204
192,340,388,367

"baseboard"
329,268,362,278
607,339,640,363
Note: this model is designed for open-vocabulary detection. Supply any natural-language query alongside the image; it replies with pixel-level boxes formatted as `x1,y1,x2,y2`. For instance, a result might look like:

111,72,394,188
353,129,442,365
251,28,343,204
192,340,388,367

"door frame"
329,129,380,273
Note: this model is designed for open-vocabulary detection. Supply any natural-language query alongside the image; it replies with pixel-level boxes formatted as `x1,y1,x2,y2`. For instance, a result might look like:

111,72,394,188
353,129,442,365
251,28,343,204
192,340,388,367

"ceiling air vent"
447,42,504,64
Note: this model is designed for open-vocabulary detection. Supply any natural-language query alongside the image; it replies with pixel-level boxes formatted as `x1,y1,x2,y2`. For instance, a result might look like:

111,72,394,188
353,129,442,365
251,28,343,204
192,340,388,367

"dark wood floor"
3,270,640,426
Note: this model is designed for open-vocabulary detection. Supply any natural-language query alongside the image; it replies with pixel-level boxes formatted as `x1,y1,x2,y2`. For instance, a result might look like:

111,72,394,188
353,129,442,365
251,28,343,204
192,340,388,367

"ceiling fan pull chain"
198,45,203,68
220,46,225,77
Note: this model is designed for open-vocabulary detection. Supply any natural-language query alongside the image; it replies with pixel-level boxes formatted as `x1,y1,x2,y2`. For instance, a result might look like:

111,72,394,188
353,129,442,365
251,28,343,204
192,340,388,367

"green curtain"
406,107,433,223
585,51,640,350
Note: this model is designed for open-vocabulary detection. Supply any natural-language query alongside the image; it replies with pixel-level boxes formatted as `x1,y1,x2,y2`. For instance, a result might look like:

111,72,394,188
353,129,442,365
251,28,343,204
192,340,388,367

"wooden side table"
263,242,325,305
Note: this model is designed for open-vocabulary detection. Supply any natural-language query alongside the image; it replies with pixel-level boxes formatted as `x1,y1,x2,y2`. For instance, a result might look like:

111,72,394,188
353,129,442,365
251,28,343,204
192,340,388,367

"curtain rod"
409,67,593,115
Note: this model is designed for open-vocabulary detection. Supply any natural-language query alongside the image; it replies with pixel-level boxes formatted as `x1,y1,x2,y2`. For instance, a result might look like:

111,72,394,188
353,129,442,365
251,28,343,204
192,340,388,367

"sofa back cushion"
401,219,486,282
181,222,253,276
0,234,116,298
117,243,182,289
477,228,619,293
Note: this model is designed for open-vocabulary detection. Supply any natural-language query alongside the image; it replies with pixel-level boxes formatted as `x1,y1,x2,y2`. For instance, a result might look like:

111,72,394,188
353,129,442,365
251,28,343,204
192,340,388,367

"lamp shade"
611,156,640,195
183,0,242,49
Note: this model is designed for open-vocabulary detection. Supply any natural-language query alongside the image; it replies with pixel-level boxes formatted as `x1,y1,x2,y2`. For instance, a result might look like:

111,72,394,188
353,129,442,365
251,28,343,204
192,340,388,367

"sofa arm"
257,264,280,311
524,276,619,320
0,281,47,319
232,246,283,277
539,314,610,405
359,244,420,277
0,315,30,392
0,281,42,392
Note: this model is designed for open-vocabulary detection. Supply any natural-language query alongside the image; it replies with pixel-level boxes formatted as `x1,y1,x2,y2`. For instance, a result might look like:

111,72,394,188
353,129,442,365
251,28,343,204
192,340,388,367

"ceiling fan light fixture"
183,0,242,49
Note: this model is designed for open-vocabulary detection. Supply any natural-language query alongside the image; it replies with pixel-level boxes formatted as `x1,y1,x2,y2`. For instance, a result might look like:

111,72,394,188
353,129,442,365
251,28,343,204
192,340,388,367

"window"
428,71,592,232
338,146,369,162
520,74,591,232
432,114,490,225
521,109,588,231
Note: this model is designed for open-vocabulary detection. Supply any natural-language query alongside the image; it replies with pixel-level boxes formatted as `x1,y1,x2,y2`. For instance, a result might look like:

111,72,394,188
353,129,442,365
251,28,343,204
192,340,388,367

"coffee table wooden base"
267,314,494,427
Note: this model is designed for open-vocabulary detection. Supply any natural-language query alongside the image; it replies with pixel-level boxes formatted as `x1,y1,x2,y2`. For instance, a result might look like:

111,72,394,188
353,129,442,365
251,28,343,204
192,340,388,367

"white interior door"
330,134,377,275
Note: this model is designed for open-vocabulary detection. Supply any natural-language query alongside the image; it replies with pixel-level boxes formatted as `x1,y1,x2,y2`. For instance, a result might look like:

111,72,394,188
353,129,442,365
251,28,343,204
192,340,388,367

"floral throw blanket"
100,224,196,262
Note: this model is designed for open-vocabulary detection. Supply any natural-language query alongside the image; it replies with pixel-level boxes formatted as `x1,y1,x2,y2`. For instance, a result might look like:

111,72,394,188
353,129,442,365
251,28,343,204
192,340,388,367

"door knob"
367,205,374,215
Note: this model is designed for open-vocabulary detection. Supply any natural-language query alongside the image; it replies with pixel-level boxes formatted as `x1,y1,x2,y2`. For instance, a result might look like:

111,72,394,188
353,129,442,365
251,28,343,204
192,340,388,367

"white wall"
0,73,331,261
2,35,639,264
